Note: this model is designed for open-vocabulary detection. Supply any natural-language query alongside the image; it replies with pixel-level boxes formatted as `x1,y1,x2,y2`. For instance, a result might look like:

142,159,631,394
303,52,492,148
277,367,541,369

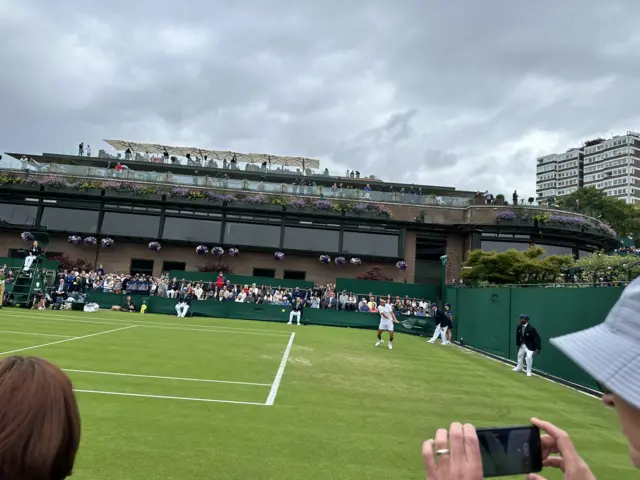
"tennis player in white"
375,298,398,350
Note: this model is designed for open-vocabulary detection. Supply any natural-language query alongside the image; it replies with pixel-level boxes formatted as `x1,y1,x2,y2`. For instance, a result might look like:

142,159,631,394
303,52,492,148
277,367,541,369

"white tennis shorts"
379,318,394,332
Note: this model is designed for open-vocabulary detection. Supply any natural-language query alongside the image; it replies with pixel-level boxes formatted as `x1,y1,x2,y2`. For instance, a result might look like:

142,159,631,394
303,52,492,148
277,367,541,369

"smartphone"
476,425,542,478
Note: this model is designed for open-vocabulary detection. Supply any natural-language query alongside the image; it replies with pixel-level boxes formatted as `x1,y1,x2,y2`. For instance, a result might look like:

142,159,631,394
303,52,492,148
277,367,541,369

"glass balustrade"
0,161,473,207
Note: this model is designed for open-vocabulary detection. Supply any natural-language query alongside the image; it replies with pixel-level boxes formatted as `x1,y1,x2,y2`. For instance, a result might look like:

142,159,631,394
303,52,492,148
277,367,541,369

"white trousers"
167,289,176,298
23,255,36,271
429,325,449,344
516,344,534,374
288,311,301,324
175,303,189,317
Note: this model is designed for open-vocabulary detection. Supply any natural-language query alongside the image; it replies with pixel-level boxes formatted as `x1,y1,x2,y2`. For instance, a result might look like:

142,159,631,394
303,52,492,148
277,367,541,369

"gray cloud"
1,0,640,198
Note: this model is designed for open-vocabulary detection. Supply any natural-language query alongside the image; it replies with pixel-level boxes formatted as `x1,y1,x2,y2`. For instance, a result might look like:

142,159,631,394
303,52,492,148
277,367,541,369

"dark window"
578,250,592,258
224,223,281,248
130,258,154,276
162,261,186,273
40,207,100,233
283,227,339,252
162,217,222,242
481,241,532,253
0,203,38,226
253,268,275,278
101,212,160,238
284,270,306,281
539,244,573,257
342,231,399,257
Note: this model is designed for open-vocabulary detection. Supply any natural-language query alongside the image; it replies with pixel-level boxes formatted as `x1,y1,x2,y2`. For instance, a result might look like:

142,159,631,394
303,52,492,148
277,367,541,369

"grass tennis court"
0,310,632,479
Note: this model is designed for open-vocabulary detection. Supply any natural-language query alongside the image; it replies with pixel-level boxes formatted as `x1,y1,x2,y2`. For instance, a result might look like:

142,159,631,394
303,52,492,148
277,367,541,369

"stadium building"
1,140,618,291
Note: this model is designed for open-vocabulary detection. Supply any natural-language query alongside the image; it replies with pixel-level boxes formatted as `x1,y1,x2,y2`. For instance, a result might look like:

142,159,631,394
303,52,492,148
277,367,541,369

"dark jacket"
516,323,541,352
432,308,447,327
178,292,194,306
291,301,304,313
27,246,42,257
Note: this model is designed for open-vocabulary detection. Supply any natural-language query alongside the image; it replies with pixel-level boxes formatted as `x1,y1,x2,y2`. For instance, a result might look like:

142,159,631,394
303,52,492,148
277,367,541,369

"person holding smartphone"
422,276,640,479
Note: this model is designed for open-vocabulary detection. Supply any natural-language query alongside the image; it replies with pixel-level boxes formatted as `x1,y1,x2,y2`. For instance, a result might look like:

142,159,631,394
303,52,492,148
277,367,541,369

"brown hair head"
0,356,81,480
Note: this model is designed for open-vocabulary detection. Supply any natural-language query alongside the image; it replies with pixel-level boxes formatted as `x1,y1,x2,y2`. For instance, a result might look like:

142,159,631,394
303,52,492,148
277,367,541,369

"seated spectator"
347,293,357,311
0,356,80,479
358,299,370,312
123,296,136,312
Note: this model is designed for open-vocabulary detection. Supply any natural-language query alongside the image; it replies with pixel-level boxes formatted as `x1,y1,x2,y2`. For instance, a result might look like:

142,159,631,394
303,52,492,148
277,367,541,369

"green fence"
335,278,437,300
447,286,624,390
168,271,314,289
86,292,436,335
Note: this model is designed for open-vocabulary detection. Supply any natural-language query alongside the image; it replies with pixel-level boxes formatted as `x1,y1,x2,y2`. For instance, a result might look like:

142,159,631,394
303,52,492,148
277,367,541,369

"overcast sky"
1,0,639,198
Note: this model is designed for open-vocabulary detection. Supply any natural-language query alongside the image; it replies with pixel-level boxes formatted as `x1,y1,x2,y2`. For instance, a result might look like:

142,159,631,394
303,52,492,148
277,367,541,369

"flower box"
104,190,139,201
44,186,78,194
345,210,377,219
233,203,283,212
3,183,41,192
77,189,103,197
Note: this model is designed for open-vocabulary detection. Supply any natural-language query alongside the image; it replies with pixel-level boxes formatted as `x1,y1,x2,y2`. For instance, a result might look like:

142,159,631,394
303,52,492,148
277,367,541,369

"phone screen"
476,426,542,478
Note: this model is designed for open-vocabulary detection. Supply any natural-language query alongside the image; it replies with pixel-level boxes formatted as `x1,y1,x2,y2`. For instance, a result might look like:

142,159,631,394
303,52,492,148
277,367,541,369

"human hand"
525,418,596,480
423,422,482,480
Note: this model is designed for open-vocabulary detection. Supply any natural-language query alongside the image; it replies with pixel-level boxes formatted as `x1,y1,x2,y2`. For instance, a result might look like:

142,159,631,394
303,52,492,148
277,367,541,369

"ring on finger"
436,449,450,456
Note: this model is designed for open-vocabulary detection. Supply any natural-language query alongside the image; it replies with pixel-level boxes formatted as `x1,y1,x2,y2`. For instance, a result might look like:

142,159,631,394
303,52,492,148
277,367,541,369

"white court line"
265,332,295,406
74,389,266,406
63,368,271,387
0,329,74,338
0,325,137,355
453,343,600,400
0,313,289,337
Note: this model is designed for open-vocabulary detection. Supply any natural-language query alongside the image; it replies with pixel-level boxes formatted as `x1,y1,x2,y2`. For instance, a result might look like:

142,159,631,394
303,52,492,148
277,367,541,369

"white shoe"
375,340,383,347
527,372,532,377
287,322,292,325
296,323,300,326
388,343,393,350
512,367,522,372
427,340,435,343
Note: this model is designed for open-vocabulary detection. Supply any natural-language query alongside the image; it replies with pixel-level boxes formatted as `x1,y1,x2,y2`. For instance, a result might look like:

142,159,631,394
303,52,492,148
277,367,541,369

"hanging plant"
84,236,97,246
212,246,224,256
335,256,346,266
101,238,114,248
196,245,209,255
68,235,82,245
350,257,362,266
21,231,34,242
148,241,162,252
319,254,331,264
396,260,408,270
228,248,239,257
274,251,284,261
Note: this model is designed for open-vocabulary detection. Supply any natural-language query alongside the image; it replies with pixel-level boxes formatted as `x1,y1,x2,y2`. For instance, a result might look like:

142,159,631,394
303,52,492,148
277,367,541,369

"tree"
50,254,94,272
574,252,640,283
356,266,393,281
557,187,640,239
460,246,574,285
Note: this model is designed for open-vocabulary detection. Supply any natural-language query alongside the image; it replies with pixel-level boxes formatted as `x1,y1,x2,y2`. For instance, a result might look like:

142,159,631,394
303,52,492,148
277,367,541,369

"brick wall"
445,233,464,283
0,233,403,284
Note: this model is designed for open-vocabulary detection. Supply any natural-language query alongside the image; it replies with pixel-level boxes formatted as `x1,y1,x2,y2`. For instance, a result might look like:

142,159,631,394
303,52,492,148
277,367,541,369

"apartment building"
583,131,640,204
536,131,640,204
536,148,583,201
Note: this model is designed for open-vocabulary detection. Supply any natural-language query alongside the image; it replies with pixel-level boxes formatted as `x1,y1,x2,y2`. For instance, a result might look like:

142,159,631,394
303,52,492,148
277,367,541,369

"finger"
543,456,565,470
540,435,559,456
462,424,482,472
526,475,548,480
449,422,464,460
422,440,437,479
434,428,450,473
531,418,579,462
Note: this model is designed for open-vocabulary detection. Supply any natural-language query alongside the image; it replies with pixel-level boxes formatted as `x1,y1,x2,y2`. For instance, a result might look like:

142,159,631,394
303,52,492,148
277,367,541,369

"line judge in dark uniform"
23,240,42,272
512,314,541,377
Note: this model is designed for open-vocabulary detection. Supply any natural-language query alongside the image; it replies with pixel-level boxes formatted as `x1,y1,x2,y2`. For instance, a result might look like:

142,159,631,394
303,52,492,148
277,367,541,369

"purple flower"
289,198,307,209
39,175,71,188
334,256,346,266
274,251,285,261
212,246,224,256
101,238,114,248
350,257,362,265
196,245,209,255
319,254,331,264
244,194,269,204
220,194,237,203
547,215,587,227
68,235,82,245
369,203,391,217
396,260,408,271
228,248,239,256
148,241,162,252
206,191,221,201
171,187,189,197
353,203,369,213
21,231,34,242
102,181,123,191
84,236,97,246
495,211,516,222
311,199,332,210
